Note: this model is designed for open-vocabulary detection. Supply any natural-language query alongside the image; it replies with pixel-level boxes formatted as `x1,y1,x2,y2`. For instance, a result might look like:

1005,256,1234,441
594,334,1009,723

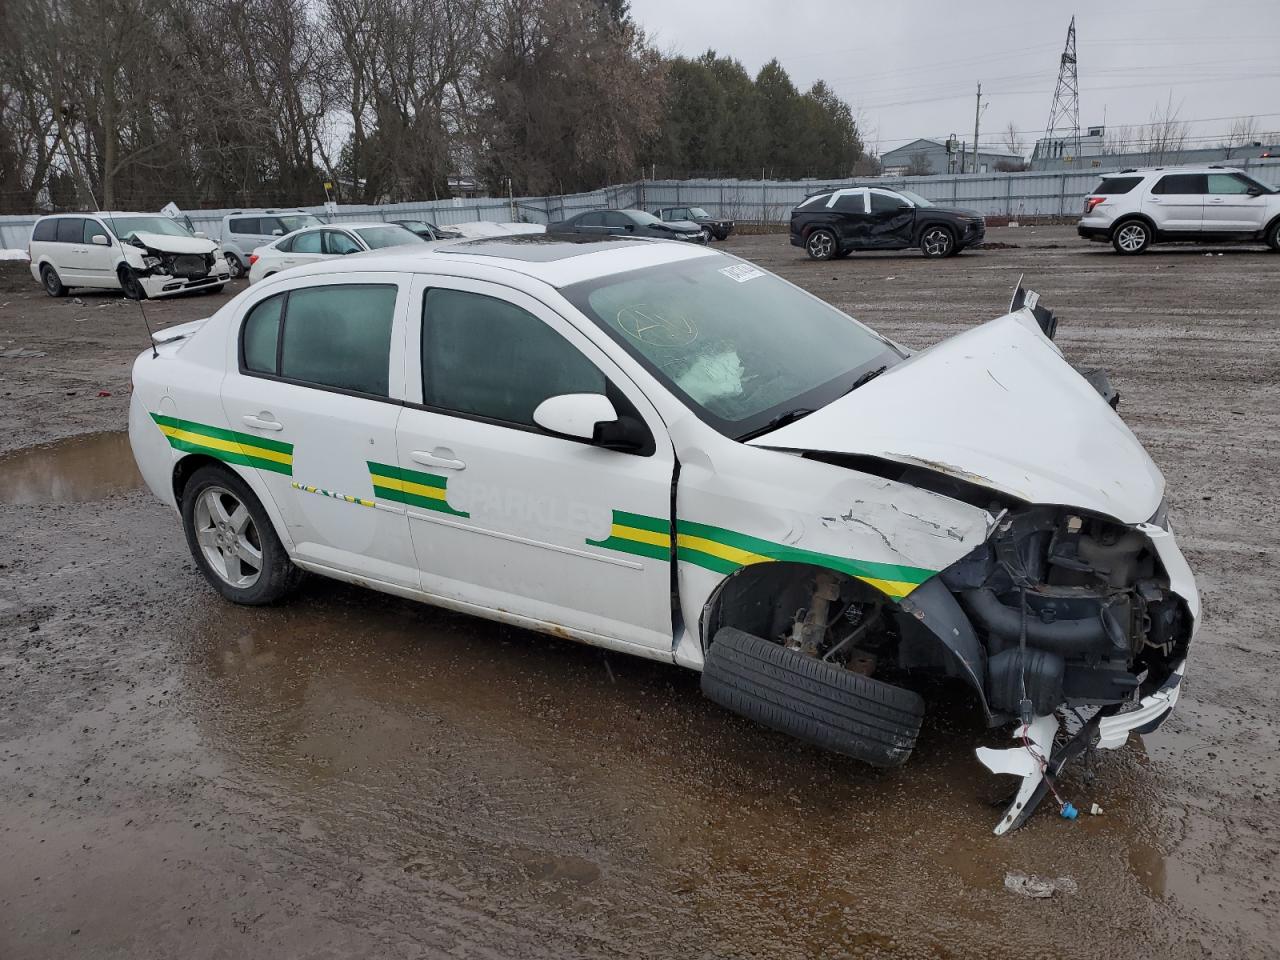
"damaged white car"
29,212,230,299
126,237,1197,831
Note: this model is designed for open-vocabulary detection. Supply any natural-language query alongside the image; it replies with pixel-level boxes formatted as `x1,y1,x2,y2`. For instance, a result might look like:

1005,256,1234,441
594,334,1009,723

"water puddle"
0,431,142,504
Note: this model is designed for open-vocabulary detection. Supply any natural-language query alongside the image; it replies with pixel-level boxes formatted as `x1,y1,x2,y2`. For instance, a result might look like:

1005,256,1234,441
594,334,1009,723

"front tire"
1265,219,1280,252
805,228,838,261
181,464,303,605
119,266,148,300
700,226,713,243
919,225,955,258
1111,219,1152,255
41,264,67,297
225,255,245,279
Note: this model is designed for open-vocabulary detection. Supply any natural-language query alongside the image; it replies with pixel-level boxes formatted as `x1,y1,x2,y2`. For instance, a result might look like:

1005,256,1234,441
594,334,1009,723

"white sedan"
246,221,426,283
127,235,1198,832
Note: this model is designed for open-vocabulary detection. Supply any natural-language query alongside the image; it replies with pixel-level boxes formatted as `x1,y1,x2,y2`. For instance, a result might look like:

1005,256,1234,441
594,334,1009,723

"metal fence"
4,159,1279,249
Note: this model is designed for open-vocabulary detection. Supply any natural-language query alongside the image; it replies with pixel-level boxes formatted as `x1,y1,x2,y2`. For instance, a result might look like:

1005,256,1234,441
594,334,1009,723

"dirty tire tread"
181,464,304,605
701,628,924,767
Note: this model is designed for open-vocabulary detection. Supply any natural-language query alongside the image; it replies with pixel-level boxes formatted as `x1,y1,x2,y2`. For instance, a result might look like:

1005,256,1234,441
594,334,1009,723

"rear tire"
41,264,67,297
1111,219,1151,254
180,464,303,605
225,255,245,279
701,627,926,768
805,228,838,261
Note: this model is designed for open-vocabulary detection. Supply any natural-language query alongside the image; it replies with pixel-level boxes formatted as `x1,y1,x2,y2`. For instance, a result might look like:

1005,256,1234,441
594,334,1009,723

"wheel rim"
194,486,263,589
922,228,952,256
43,268,57,294
227,257,243,278
701,227,712,242
808,232,834,258
1117,224,1146,251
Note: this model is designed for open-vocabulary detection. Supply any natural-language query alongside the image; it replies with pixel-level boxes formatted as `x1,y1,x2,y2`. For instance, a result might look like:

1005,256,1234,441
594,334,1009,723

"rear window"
1091,176,1142,195
229,217,260,234
32,219,57,242
56,218,85,243
796,192,831,209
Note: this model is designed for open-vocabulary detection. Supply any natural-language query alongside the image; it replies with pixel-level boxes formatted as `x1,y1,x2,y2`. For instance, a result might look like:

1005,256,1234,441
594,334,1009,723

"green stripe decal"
586,510,672,562
676,519,935,588
150,412,294,476
366,461,468,517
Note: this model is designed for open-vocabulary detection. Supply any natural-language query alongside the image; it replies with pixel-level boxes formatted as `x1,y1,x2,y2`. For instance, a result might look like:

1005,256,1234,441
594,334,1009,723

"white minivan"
29,212,230,299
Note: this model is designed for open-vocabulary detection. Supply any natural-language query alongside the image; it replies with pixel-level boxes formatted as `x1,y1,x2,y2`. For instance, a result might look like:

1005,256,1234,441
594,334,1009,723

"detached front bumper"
1097,658,1184,747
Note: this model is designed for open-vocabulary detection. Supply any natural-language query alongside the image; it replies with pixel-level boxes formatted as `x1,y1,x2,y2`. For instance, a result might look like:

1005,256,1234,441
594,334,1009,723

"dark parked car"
790,187,985,260
389,218,463,240
547,209,706,242
653,206,734,241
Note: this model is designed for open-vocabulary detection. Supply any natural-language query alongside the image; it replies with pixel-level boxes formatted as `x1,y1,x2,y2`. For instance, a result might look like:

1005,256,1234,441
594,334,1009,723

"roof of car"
276,234,720,289
38,211,163,219
294,221,405,231
1104,165,1245,176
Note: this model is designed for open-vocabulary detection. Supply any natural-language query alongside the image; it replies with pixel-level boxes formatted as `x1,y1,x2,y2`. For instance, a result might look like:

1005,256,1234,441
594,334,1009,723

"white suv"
126,236,1198,831
28,212,229,299
1078,166,1280,254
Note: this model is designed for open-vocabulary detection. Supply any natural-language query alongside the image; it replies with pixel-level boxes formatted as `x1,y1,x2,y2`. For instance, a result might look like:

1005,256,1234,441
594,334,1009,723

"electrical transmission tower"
1041,16,1081,168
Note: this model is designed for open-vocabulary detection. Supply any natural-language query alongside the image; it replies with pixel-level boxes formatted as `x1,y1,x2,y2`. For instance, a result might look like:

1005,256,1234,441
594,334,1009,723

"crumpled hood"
751,311,1165,524
131,232,218,255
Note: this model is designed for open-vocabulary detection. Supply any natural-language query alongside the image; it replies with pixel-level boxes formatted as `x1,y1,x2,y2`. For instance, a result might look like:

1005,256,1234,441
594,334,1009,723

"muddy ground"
1,228,1277,959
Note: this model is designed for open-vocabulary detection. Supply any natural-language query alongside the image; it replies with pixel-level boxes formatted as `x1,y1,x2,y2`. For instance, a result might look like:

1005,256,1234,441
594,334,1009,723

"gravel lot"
1,227,1277,959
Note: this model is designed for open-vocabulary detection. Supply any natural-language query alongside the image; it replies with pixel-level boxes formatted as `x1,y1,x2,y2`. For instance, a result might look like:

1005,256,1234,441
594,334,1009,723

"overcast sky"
628,0,1280,155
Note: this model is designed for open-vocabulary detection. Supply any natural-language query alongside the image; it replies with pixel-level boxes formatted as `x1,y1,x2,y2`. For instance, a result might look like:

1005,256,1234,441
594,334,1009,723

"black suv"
790,187,985,259
653,206,734,241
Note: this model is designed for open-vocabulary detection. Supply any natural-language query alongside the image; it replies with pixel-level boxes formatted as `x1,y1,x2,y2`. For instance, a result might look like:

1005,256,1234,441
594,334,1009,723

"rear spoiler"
1010,277,1058,339
151,317,208,345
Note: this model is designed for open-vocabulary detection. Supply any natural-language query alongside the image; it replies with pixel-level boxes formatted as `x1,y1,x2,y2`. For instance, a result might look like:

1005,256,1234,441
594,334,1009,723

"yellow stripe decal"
610,523,671,548
157,424,292,466
676,533,774,568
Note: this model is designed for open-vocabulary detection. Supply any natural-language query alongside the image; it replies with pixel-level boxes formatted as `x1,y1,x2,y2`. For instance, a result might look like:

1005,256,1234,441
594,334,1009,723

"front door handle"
411,449,465,471
242,414,283,431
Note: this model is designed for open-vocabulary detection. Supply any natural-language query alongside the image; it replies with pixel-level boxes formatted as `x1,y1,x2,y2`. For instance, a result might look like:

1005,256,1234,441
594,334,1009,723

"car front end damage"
122,232,230,297
715,287,1199,831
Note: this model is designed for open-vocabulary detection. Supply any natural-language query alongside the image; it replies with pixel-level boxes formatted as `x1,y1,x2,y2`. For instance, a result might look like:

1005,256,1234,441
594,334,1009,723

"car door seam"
404,508,646,570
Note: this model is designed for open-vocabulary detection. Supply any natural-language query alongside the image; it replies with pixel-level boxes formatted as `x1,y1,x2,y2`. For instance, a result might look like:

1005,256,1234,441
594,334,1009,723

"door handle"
1209,198,1224,203
411,449,465,470
242,414,283,431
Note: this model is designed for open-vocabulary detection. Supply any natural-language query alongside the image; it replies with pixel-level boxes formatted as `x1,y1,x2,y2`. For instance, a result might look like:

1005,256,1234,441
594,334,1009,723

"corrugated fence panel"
3,160,1278,248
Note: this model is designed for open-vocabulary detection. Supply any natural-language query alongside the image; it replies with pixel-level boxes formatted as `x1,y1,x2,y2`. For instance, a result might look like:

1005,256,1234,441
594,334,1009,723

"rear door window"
56,218,85,243
240,284,396,397
322,231,361,255
832,192,866,213
229,217,260,235
1151,174,1207,195
1091,176,1142,195
577,212,605,227
32,219,57,242
291,231,324,254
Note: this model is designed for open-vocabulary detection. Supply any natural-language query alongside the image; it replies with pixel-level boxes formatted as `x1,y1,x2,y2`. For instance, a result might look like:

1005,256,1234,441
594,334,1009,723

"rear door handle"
411,449,465,470
242,414,283,431
1209,198,1224,203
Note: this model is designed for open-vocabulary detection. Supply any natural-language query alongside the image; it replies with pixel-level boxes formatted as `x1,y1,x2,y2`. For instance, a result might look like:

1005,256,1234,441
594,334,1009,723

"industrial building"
880,138,1024,177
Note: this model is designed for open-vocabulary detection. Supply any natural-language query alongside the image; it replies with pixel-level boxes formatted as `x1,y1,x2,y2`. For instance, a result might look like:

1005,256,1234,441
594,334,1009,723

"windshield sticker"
718,263,764,283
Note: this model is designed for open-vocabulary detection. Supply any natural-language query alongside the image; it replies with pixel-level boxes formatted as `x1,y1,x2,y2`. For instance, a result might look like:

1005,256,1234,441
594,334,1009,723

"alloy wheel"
194,486,263,589
807,231,834,259
921,228,953,257
1116,224,1147,252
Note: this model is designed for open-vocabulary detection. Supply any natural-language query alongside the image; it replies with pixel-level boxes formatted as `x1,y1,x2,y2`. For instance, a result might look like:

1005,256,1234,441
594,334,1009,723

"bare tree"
1145,94,1190,165
1002,121,1024,158
904,152,932,176
1223,115,1260,158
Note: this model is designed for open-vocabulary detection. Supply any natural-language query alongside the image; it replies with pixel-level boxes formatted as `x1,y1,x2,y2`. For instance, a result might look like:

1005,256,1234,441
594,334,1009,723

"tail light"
1083,196,1106,214
248,254,259,266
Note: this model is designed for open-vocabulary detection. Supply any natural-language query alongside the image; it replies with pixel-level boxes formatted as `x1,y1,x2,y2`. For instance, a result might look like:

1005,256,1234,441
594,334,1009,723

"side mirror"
533,393,618,442
1247,186,1264,197
91,234,109,246
625,223,636,232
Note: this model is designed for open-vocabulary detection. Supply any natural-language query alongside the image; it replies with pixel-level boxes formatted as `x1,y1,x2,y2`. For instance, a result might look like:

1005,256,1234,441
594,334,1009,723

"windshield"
355,225,424,249
278,214,323,232
563,256,901,439
104,216,193,241
397,220,430,231
896,190,933,208
627,211,664,226
688,207,711,219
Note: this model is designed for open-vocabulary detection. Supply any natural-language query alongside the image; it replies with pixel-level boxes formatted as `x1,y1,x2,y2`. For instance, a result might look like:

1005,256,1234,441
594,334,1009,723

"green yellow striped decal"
675,519,935,599
584,510,935,599
367,461,468,517
151,412,293,475
586,510,672,562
